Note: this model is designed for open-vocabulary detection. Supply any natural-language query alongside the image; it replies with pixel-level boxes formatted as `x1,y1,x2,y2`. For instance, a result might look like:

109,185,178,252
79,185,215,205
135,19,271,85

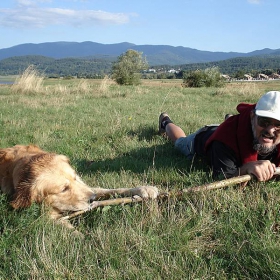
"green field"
1,77,280,279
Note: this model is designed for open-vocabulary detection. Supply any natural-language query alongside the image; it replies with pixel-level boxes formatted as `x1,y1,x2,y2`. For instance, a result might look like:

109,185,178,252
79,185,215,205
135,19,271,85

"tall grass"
11,65,45,94
11,67,103,95
215,81,262,97
98,75,113,94
1,75,280,279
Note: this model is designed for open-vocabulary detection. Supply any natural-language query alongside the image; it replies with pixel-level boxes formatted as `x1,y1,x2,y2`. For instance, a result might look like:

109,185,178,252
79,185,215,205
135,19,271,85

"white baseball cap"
255,91,280,121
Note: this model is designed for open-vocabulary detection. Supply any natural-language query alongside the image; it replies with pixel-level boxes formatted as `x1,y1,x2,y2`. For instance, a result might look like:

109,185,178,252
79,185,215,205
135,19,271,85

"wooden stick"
61,167,280,220
60,196,144,220
182,167,280,194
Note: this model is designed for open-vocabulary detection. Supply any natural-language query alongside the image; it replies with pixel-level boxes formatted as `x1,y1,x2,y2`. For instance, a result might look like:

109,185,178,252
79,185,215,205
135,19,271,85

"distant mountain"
0,41,134,60
0,41,279,66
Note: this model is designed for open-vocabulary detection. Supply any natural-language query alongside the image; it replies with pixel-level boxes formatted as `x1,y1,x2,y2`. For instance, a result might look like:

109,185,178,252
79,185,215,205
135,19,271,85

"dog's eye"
62,185,70,192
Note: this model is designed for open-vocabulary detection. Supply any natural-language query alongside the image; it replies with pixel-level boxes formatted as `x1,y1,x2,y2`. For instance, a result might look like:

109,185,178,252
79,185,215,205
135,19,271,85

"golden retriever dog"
0,145,158,227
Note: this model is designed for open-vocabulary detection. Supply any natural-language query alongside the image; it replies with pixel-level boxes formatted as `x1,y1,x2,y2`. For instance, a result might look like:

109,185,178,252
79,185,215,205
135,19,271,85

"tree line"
0,55,114,78
1,52,280,82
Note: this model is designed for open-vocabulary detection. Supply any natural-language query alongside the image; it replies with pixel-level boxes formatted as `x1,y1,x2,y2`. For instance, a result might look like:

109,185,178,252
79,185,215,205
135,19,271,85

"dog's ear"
26,145,45,154
0,149,6,163
0,148,14,164
10,183,32,209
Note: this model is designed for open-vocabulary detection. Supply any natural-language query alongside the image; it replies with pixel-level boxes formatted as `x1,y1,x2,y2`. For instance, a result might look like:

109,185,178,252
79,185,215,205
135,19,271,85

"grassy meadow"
1,72,280,279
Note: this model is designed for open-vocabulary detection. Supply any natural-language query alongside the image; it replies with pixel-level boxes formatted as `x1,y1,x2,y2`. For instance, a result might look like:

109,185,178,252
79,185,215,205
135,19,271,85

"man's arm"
209,141,276,181
208,141,239,179
235,160,276,181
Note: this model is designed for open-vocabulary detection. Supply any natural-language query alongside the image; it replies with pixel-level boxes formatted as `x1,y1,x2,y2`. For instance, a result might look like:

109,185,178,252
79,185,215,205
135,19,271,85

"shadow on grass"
82,145,186,174
75,126,208,178
130,125,156,142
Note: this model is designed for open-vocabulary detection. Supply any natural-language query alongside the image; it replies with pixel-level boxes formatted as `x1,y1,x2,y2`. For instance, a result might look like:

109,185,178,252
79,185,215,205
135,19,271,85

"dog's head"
11,153,96,214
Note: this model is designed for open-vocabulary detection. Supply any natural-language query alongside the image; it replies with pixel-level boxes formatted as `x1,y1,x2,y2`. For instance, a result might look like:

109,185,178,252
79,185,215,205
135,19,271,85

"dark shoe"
224,114,233,120
159,112,170,134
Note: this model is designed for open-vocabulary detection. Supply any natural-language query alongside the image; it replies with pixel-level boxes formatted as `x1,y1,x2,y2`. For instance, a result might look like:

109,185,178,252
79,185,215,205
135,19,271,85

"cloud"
16,0,52,6
248,0,261,4
0,1,131,28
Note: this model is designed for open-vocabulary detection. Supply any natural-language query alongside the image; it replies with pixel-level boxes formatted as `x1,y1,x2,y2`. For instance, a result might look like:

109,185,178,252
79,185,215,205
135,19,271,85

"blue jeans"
174,125,219,160
174,132,198,160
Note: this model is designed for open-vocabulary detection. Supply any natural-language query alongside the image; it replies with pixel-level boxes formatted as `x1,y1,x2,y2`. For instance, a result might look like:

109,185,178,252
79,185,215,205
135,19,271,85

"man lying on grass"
159,91,280,181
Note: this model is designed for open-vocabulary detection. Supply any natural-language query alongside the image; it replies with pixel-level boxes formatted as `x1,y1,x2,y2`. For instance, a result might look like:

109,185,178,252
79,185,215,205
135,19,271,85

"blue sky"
0,0,279,53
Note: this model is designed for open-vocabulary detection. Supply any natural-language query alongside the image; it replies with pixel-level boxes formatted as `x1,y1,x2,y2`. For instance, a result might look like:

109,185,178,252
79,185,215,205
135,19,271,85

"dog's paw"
131,185,158,199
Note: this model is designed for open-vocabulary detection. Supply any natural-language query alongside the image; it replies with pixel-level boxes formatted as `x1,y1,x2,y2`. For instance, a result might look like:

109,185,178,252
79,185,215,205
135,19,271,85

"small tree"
182,70,206,88
112,50,148,85
204,67,224,87
182,67,225,88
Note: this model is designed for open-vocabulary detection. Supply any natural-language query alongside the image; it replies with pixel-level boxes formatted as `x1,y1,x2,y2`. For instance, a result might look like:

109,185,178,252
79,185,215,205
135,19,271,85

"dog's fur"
0,145,158,223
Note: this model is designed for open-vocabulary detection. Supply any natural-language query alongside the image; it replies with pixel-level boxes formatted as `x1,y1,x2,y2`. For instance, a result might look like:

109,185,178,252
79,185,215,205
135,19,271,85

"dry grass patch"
11,66,100,96
12,66,45,94
142,79,183,88
46,79,93,95
215,82,262,97
98,75,115,94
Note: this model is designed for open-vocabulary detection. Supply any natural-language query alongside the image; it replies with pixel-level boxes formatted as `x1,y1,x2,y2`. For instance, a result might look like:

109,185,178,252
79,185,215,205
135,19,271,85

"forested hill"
1,54,280,77
1,41,280,76
174,55,280,75
0,55,114,77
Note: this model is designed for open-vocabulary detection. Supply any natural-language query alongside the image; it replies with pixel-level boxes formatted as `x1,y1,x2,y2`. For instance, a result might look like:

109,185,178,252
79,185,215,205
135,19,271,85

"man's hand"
240,160,276,181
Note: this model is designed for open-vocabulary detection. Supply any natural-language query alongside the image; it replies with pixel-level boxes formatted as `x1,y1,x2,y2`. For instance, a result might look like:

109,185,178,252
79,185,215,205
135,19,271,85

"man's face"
251,111,280,154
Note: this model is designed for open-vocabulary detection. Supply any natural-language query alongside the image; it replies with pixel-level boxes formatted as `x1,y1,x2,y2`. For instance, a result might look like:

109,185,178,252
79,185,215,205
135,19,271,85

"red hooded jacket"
205,103,280,166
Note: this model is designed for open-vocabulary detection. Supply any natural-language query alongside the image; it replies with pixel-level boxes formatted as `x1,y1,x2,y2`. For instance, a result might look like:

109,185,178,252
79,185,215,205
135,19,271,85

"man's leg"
159,112,198,159
159,112,187,142
165,123,186,142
